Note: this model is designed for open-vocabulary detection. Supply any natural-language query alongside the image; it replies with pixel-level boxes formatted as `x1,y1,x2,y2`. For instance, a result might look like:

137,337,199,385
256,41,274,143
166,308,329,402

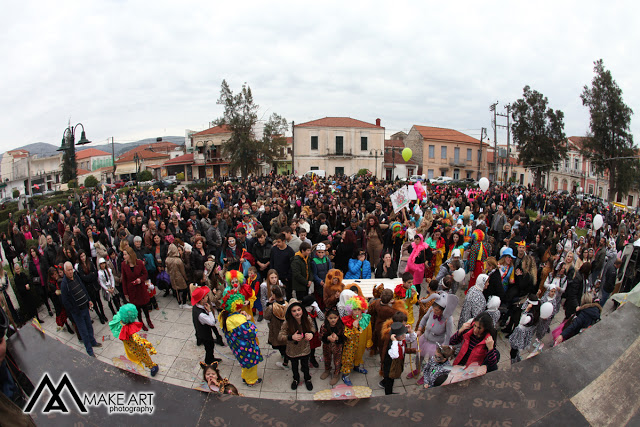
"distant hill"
10,136,185,158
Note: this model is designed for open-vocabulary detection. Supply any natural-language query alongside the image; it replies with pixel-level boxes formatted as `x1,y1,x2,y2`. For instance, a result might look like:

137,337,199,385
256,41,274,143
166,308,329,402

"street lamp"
384,147,403,181
369,149,383,179
57,122,91,184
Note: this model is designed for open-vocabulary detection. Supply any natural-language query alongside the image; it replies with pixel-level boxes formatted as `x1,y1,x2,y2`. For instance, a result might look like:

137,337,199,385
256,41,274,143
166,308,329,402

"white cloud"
1,0,639,151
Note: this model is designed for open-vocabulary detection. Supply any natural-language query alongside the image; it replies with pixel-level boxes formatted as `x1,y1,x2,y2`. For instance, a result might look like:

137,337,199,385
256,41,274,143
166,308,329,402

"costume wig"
225,270,245,287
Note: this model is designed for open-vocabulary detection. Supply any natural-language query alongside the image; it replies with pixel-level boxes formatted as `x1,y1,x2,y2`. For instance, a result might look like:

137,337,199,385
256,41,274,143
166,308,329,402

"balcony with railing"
327,148,352,157
448,158,470,168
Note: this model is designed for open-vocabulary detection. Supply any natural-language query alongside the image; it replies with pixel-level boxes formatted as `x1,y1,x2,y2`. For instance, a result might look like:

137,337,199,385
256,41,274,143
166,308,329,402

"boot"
330,373,339,386
320,370,331,380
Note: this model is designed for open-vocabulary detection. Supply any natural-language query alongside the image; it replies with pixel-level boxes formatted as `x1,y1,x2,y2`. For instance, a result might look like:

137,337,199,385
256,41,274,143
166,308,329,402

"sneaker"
305,380,313,391
276,362,288,370
92,342,103,348
291,379,299,390
342,374,352,386
354,365,368,374
416,377,424,386
378,380,385,389
150,366,159,377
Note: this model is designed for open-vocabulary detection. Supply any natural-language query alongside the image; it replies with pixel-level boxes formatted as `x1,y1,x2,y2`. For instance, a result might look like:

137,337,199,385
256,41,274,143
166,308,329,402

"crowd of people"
0,173,634,397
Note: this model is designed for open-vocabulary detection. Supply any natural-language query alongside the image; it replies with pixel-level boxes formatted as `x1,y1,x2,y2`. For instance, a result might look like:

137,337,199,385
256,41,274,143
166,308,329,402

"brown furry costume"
324,269,345,310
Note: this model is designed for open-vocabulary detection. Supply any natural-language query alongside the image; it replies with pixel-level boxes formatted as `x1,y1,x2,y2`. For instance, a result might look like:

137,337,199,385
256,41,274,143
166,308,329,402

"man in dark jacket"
291,242,313,299
251,230,272,280
270,233,295,299
599,257,621,308
42,235,58,273
60,262,101,357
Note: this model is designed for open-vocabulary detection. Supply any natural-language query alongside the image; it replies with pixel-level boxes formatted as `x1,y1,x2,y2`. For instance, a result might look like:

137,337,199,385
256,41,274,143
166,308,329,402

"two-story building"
76,148,113,172
293,117,385,178
188,125,232,179
404,126,488,181
115,142,178,181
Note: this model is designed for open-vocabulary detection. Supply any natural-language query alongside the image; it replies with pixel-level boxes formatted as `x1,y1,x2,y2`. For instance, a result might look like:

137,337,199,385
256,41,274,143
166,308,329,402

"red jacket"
122,259,149,306
453,327,489,367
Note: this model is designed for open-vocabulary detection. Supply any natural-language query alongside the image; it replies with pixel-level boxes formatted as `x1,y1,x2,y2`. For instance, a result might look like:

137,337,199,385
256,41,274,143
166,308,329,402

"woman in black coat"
375,252,398,279
76,250,107,324
1,233,17,274
564,262,590,320
14,263,44,323
334,230,357,274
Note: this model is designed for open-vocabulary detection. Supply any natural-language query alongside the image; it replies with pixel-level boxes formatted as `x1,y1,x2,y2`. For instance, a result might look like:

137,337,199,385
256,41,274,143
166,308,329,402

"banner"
391,186,410,213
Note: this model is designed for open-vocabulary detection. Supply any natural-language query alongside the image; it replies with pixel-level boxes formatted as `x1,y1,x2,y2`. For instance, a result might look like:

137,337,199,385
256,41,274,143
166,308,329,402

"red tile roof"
163,153,194,166
76,148,111,160
568,136,589,150
295,117,382,128
115,149,170,164
413,126,487,145
192,125,232,136
385,139,404,148
77,168,92,176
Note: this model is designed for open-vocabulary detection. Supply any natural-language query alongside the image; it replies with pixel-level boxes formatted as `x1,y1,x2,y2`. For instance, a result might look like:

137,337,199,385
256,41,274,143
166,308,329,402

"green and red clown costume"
340,296,372,382
109,304,159,376
465,229,488,292
220,289,263,385
224,270,257,323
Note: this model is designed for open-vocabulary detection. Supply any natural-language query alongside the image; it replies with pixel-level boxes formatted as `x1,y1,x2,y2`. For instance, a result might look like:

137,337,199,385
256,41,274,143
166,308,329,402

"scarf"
295,251,310,281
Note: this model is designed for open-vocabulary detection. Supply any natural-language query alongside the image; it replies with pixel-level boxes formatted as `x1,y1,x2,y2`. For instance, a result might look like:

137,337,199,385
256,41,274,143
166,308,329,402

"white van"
305,170,326,178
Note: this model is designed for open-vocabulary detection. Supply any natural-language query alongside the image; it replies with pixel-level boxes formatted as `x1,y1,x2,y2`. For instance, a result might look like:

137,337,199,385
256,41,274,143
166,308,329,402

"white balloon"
422,174,426,180
453,268,466,283
479,177,490,192
540,302,554,319
593,214,603,231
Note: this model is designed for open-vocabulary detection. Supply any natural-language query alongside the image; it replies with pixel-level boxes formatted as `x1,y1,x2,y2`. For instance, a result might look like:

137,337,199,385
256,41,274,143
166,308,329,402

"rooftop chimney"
376,118,381,127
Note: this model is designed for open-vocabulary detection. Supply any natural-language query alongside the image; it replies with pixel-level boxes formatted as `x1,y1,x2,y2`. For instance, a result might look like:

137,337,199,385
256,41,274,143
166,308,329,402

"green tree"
213,80,288,177
511,85,567,189
138,170,153,182
84,175,98,187
581,59,635,201
176,172,185,181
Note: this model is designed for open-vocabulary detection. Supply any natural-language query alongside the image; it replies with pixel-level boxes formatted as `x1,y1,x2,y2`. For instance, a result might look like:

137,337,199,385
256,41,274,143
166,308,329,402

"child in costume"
200,362,237,395
421,344,454,389
323,269,345,311
417,279,439,329
192,286,221,364
301,294,324,368
224,270,257,323
319,308,345,386
246,266,263,321
109,304,159,376
279,299,315,390
465,229,488,292
368,288,396,356
394,272,419,327
340,295,372,386
380,321,416,395
509,294,540,364
219,290,263,386
405,235,432,294
263,286,290,369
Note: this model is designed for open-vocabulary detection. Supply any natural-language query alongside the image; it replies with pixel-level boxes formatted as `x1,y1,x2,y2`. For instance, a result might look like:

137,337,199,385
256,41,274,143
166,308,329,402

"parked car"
164,176,177,184
458,178,478,187
125,181,135,187
140,180,155,186
114,180,126,189
432,176,453,184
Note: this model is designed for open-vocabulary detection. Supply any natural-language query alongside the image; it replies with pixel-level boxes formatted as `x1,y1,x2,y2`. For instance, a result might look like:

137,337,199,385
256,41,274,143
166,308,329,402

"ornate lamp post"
57,122,91,185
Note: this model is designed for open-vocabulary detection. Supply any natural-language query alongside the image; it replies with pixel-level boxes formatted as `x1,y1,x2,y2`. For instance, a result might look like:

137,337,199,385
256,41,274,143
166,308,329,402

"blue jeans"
71,309,98,356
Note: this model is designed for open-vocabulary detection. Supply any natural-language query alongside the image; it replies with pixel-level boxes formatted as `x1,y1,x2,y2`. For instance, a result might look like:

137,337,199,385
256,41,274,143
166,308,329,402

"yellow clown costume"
224,270,257,323
109,304,159,376
340,296,372,386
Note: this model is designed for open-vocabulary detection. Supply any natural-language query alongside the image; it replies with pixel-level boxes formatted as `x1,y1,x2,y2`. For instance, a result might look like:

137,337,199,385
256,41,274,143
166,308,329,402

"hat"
190,210,197,216
390,322,407,337
191,286,209,306
516,241,526,247
434,293,448,308
242,209,251,216
486,296,501,310
316,243,326,251
451,249,461,258
350,218,358,223
98,257,107,265
500,247,516,259
475,274,489,289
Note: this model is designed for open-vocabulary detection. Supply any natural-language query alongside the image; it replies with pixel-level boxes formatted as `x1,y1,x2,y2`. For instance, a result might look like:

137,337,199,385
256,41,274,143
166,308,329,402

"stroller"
585,213,593,229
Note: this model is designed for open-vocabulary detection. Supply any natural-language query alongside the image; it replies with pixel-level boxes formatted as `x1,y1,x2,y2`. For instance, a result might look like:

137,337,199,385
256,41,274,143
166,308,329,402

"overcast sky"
1,1,638,152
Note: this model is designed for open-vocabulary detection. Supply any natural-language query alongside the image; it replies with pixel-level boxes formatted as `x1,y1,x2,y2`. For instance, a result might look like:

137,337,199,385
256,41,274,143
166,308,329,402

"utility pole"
111,136,116,184
496,104,511,183
489,102,498,181
27,156,32,196
291,121,295,176
478,127,487,178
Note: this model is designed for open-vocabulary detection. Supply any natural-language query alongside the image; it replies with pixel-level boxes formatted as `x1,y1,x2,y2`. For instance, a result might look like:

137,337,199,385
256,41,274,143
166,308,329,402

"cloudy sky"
1,1,638,152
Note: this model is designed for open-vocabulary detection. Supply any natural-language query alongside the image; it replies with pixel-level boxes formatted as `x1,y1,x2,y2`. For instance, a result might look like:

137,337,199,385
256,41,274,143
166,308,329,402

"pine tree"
213,81,288,177
581,59,635,201
511,86,567,189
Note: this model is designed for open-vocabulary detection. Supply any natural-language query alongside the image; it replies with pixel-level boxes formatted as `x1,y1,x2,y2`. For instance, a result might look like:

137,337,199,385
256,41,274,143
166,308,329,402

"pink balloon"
414,181,426,201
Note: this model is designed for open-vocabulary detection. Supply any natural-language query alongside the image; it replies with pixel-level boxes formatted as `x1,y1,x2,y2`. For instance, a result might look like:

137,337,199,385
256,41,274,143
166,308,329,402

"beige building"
404,126,489,181
115,142,178,180
188,125,232,179
293,117,385,178
76,148,113,172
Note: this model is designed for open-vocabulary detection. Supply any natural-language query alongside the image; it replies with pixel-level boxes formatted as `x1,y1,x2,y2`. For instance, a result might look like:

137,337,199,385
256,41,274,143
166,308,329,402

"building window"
335,136,344,155
574,158,579,170
453,169,459,179
466,171,472,179
311,136,318,150
310,166,319,171
520,174,524,185
441,146,447,159
427,169,434,179
360,136,368,151
429,145,435,158
407,168,415,176
589,184,594,194
467,148,472,161
335,167,344,176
